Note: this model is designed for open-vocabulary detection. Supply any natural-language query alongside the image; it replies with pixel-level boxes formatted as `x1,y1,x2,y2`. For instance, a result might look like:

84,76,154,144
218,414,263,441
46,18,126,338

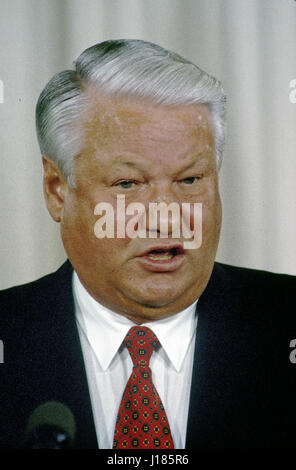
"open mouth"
145,248,179,260
138,245,185,272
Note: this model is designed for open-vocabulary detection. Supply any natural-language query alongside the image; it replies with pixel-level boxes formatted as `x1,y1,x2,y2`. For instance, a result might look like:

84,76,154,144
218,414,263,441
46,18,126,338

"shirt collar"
73,271,198,372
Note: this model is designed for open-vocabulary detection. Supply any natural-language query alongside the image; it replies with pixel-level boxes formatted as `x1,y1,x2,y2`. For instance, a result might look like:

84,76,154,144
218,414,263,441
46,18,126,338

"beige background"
0,0,295,290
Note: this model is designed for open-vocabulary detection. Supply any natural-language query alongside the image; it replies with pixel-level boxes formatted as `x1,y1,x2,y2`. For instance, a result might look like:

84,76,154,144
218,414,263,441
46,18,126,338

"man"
0,39,295,449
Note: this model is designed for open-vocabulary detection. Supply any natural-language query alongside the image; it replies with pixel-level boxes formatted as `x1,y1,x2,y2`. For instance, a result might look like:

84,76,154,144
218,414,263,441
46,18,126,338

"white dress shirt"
73,271,198,449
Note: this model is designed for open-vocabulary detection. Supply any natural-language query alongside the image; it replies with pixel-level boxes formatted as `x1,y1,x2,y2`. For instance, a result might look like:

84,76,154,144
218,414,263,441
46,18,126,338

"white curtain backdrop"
0,0,295,290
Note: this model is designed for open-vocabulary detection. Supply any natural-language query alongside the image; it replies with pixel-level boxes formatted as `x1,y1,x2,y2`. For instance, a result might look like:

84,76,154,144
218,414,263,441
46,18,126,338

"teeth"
147,253,174,260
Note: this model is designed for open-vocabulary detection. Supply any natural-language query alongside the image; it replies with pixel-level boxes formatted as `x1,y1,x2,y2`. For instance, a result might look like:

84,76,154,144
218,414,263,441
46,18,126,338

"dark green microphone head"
24,401,76,449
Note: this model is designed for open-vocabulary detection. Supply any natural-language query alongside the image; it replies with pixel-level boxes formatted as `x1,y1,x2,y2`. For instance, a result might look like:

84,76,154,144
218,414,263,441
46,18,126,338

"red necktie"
113,326,174,449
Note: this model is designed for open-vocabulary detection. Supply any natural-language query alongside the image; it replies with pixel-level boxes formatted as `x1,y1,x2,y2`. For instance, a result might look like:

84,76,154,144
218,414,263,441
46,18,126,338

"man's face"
59,96,222,323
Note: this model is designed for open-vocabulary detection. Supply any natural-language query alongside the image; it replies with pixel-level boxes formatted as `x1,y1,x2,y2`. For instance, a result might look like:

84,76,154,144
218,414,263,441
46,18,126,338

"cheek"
194,184,221,243
92,199,133,259
191,180,220,218
203,195,222,247
93,239,125,268
61,190,101,253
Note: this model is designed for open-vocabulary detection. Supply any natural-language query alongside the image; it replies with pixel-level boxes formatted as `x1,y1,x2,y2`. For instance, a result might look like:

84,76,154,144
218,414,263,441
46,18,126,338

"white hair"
36,39,226,186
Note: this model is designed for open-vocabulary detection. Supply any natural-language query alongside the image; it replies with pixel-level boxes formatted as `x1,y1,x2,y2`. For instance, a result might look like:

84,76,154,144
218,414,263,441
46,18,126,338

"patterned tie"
113,326,174,449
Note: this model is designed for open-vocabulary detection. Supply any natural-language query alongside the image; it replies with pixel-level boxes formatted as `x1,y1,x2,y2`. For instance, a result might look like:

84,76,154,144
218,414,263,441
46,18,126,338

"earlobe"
42,155,67,222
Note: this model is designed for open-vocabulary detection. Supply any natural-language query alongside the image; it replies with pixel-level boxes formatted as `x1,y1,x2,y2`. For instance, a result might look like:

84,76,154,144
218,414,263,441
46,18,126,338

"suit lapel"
26,261,99,448
185,262,251,448
185,264,222,448
185,263,272,448
56,262,98,448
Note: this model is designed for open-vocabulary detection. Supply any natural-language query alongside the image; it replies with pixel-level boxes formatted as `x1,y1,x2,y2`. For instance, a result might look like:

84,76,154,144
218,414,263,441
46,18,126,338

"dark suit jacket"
0,260,296,449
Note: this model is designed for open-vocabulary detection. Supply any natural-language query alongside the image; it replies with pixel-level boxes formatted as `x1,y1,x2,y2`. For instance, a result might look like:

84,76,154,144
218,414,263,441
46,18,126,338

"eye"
181,177,198,185
117,180,136,189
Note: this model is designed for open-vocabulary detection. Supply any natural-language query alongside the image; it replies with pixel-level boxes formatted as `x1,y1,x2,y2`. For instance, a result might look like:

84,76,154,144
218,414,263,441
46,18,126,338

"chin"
127,277,193,306
130,289,182,309
139,299,174,309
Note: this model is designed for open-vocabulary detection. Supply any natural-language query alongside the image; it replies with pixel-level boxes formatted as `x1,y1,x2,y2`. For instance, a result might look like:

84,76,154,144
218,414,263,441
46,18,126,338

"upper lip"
139,243,185,257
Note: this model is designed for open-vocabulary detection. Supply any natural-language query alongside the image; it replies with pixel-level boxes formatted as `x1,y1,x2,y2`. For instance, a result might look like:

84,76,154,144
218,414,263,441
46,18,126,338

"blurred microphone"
24,401,76,449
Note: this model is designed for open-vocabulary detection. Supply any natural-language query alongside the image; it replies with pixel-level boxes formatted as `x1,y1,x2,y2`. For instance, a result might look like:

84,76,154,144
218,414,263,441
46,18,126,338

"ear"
42,155,67,222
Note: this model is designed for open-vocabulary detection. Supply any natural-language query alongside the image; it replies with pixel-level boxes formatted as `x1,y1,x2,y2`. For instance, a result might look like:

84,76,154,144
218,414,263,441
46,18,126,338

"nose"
144,181,181,238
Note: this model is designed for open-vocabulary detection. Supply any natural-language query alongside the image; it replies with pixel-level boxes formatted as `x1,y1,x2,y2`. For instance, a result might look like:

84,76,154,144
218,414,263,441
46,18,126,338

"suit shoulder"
214,261,296,290
206,262,296,332
210,262,295,319
0,261,73,326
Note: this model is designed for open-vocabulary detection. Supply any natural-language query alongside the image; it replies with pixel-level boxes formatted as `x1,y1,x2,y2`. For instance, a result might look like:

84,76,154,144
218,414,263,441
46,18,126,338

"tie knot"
124,326,159,367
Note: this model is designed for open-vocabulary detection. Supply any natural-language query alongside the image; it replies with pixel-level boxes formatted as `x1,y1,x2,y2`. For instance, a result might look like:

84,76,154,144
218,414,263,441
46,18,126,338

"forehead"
79,92,214,166
82,91,211,139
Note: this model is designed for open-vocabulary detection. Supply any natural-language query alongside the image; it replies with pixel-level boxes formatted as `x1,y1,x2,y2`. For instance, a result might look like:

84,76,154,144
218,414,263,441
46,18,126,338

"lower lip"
137,254,185,272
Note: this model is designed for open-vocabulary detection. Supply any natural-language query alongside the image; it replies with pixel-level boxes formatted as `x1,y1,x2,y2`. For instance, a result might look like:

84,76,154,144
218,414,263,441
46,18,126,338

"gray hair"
36,39,226,186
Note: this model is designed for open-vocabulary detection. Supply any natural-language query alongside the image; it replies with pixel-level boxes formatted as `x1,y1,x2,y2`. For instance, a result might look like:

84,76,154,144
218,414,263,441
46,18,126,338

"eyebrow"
113,159,142,169
110,152,211,172
177,155,210,172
